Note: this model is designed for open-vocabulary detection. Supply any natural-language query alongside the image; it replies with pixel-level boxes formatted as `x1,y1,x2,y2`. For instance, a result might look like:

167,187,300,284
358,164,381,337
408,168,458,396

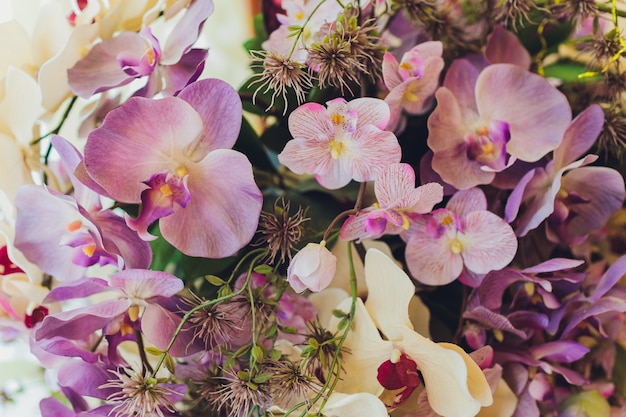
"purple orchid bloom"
83,79,262,258
403,188,517,286
427,61,571,189
506,104,625,240
68,0,213,98
34,269,184,342
14,136,152,282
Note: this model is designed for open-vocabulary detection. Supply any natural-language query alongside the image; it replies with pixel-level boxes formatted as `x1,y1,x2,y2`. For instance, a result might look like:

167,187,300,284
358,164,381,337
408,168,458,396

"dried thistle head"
301,318,345,380
207,369,273,417
551,0,598,23
248,50,313,114
582,28,626,70
100,369,179,417
264,358,322,408
182,294,244,351
493,0,540,29
307,7,384,95
389,0,439,23
254,197,309,266
598,105,626,159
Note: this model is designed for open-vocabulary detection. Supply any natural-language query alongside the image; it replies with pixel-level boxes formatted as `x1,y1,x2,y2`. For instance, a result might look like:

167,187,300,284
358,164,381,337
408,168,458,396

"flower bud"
287,241,337,293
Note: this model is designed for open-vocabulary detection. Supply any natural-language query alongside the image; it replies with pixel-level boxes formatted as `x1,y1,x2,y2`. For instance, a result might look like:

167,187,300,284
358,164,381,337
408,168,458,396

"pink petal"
553,104,604,169
405,217,464,285
346,125,401,182
382,51,402,89
459,211,517,274
447,188,487,218
288,102,333,140
177,78,242,156
442,58,481,119
485,25,531,68
68,32,149,98
160,149,262,258
109,269,184,299
561,166,625,237
160,0,214,65
348,97,391,130
375,163,416,207
84,96,204,203
476,64,571,162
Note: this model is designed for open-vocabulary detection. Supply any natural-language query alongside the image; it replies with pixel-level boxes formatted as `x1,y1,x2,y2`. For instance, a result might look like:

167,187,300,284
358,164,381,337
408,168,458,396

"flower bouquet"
1,0,626,416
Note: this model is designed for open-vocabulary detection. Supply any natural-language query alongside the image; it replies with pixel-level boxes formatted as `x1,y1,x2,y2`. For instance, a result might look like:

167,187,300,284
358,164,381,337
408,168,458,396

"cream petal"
363,248,415,340
321,392,389,417
0,67,43,145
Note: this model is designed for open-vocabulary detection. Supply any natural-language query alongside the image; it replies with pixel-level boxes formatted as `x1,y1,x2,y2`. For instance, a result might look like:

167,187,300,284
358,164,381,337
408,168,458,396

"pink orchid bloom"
83,79,263,258
427,61,571,189
278,97,402,189
340,163,443,241
506,104,625,241
382,41,445,132
404,188,517,286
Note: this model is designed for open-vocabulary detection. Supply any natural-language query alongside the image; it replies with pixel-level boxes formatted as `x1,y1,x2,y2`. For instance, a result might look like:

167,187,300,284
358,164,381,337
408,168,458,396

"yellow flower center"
450,238,463,254
329,139,345,159
160,184,173,197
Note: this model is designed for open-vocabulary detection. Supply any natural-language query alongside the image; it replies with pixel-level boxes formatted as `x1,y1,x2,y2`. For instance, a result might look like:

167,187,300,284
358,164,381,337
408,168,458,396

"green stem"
321,181,367,242
152,252,266,375
287,0,328,60
31,96,78,147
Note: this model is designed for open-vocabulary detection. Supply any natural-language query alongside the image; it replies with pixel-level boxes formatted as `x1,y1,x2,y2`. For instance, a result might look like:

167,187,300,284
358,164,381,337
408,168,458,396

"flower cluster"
0,1,625,417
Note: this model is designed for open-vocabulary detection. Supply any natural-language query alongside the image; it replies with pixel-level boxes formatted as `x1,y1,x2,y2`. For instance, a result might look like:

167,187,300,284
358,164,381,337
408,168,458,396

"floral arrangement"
2,0,626,416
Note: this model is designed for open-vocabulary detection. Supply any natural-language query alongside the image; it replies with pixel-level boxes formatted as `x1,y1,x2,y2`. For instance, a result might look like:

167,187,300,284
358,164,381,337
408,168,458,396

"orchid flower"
278,97,402,189
506,104,625,241
427,61,571,189
404,188,517,286
329,249,493,417
83,78,262,258
340,163,443,242
382,41,445,132
34,269,184,343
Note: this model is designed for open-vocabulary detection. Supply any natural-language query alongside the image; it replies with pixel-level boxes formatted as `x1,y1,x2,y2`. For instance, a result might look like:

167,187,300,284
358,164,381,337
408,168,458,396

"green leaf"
268,348,282,361
614,342,626,396
205,275,225,286
251,345,265,364
543,62,603,82
557,390,610,416
145,347,164,356
331,309,347,318
336,317,348,331
149,225,183,272
233,344,251,358
218,285,233,297
252,372,274,384
253,264,274,275
165,354,176,374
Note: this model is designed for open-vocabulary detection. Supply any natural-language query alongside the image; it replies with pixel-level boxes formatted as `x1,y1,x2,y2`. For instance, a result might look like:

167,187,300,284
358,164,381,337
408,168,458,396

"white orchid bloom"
329,248,492,417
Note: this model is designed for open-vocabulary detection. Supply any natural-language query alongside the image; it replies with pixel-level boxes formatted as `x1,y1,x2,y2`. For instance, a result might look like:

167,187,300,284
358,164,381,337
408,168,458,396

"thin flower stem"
287,0,328,60
135,329,155,376
31,96,78,146
152,252,266,375
227,248,267,285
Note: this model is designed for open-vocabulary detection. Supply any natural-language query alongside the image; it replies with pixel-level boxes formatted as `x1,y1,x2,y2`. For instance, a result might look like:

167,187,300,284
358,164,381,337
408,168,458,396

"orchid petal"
160,149,262,258
363,249,415,339
161,0,215,65
460,210,517,274
476,64,571,162
553,104,604,169
109,269,183,299
484,25,531,69
321,392,389,417
177,78,242,155
84,96,204,203
348,97,391,130
287,102,333,140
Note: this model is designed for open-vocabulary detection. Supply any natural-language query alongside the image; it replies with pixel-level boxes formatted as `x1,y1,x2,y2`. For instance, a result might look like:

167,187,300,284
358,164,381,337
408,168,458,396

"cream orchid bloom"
329,249,492,417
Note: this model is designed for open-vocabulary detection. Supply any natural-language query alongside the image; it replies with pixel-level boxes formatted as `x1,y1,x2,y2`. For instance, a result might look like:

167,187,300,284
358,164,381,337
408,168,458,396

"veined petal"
288,102,333,140
345,126,401,183
396,326,483,417
178,78,242,156
109,269,184,300
447,188,487,218
459,211,517,274
560,166,625,238
375,163,417,208
160,149,262,258
405,216,464,286
84,96,204,203
363,249,415,340
382,51,402,90
553,104,604,170
278,137,333,176
476,64,571,162
68,32,150,98
348,97,391,130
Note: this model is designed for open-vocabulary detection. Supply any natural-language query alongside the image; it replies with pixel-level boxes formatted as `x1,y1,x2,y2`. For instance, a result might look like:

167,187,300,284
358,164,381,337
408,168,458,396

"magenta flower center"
465,120,510,171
